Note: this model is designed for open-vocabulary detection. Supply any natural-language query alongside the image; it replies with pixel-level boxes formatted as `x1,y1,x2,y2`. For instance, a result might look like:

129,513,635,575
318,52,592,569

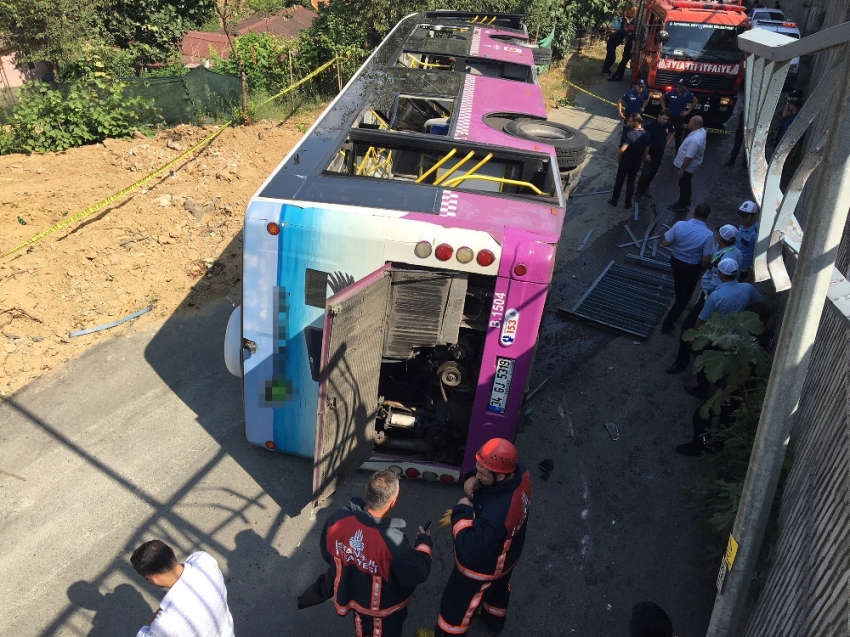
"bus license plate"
488,357,515,414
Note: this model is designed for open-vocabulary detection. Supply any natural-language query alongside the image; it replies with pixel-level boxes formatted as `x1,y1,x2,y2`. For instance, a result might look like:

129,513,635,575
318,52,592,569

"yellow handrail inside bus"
433,151,475,186
442,174,545,195
416,148,457,184
471,15,480,23
369,109,389,129
488,16,497,24
408,57,451,69
448,153,493,186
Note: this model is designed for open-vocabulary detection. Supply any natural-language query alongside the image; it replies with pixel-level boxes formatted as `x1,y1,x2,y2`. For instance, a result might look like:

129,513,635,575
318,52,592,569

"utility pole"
707,43,850,636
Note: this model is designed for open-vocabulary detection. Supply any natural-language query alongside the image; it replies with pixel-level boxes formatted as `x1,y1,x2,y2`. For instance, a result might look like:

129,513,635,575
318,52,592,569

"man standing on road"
724,88,746,167
608,113,650,210
635,108,675,200
660,202,715,334
735,200,760,281
695,258,763,328
617,79,648,144
602,23,627,76
663,79,699,150
131,540,235,637
301,470,432,637
669,116,707,213
435,438,532,637
609,23,637,81
665,224,742,373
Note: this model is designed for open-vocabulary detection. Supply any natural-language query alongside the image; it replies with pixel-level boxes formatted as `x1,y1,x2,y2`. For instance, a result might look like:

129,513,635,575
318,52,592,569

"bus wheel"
504,118,589,168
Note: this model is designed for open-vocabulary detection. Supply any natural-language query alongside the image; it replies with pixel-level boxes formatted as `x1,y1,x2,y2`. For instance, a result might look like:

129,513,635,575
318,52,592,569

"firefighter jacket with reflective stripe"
450,461,532,581
320,498,433,618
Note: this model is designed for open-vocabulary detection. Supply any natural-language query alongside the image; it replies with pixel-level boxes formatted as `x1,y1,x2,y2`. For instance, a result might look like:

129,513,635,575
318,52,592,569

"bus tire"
561,164,584,196
504,118,589,160
557,147,588,170
532,46,553,65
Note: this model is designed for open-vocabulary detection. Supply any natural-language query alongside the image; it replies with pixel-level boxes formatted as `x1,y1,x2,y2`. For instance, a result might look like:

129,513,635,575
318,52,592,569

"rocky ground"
0,113,321,395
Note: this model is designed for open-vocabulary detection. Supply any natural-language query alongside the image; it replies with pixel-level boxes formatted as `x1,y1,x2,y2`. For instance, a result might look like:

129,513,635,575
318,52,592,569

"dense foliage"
4,79,157,152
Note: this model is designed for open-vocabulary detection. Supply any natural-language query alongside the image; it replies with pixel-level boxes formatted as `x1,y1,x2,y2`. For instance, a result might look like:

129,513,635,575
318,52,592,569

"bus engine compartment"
370,267,495,467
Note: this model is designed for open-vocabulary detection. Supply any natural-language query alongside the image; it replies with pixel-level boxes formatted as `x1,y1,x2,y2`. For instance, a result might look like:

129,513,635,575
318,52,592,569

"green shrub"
7,79,159,153
214,32,290,95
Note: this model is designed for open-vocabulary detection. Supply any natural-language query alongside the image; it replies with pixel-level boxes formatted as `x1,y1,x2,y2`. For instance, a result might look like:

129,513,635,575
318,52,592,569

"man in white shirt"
668,115,707,213
131,540,235,637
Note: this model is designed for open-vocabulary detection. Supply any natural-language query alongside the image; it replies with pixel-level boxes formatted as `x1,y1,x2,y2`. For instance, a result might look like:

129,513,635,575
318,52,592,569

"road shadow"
67,580,149,637
142,231,314,515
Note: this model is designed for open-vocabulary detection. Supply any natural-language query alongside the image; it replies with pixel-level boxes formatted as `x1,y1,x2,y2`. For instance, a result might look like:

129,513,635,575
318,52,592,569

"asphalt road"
0,75,757,637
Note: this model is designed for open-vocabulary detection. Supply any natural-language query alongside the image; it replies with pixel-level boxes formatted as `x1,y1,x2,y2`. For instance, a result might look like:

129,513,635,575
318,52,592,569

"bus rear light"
456,247,474,264
266,222,280,236
405,467,421,479
435,243,454,261
414,241,433,258
440,473,456,484
514,264,528,276
422,471,438,482
388,465,403,475
476,249,495,267
265,440,277,450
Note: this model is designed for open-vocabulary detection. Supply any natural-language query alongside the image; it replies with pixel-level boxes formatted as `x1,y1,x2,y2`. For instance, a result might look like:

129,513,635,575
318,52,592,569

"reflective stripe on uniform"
372,576,382,611
415,543,432,556
455,559,516,582
452,518,473,538
482,601,507,617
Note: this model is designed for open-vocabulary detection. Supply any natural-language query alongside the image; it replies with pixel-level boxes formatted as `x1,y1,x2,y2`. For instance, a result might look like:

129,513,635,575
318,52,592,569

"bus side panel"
243,203,392,457
462,275,549,473
242,208,280,450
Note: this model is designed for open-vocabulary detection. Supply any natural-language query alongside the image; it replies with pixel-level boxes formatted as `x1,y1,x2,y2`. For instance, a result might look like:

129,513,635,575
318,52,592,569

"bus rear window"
325,130,558,201
396,50,532,82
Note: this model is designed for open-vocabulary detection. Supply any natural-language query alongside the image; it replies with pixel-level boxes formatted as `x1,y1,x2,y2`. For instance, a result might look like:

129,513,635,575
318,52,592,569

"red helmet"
476,438,517,474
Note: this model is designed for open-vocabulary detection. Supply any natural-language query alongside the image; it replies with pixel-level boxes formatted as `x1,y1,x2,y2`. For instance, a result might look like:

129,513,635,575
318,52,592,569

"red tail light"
265,440,277,450
266,222,280,235
440,473,456,483
435,243,454,261
476,249,495,267
405,467,421,479
514,264,528,276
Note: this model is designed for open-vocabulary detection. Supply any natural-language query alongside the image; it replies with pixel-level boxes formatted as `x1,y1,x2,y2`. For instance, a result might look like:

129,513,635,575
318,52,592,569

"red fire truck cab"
634,0,749,127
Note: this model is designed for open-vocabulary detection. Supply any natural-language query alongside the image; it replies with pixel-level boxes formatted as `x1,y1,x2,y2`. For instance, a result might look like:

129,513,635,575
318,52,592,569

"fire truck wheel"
504,118,589,162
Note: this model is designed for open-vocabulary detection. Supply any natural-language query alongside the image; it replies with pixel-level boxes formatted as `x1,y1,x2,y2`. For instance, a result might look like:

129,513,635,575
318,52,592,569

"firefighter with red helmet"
434,438,532,637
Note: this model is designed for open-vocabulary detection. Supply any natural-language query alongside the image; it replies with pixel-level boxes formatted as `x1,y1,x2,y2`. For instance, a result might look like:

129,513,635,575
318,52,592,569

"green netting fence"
120,66,242,125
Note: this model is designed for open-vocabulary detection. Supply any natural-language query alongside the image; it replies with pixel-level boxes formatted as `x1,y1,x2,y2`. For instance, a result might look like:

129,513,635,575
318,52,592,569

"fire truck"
632,0,749,127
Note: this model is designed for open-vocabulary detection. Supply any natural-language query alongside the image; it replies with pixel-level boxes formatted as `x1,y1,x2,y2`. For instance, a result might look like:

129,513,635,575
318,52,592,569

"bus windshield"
662,22,745,63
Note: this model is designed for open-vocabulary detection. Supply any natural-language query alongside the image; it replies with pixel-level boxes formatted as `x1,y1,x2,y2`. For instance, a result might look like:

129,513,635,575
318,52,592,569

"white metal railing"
741,23,850,322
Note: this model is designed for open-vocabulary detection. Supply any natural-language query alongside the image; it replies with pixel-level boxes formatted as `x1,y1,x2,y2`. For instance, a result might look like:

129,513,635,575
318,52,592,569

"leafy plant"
7,79,158,153
214,32,290,95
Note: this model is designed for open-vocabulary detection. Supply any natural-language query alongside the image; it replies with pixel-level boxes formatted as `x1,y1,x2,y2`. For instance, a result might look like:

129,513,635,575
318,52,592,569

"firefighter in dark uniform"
664,79,699,150
434,438,532,637
298,470,433,637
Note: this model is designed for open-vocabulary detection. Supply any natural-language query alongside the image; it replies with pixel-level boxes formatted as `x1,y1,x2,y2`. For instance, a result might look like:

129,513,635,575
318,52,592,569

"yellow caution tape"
565,80,735,135
0,56,342,261
566,80,619,108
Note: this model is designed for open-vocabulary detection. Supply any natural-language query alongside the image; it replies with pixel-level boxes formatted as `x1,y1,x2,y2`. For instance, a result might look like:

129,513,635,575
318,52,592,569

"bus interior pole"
706,44,850,637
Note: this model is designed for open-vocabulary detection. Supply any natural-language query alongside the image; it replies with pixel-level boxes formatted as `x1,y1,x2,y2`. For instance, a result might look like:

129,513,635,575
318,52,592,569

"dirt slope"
0,114,319,396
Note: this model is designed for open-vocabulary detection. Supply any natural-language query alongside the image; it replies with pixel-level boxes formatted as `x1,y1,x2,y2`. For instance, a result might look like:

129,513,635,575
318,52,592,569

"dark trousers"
692,395,740,445
729,111,744,162
663,257,702,330
353,609,407,637
613,47,632,79
636,154,663,196
603,45,618,74
671,114,686,149
675,170,694,207
673,293,706,368
611,158,641,205
436,567,513,636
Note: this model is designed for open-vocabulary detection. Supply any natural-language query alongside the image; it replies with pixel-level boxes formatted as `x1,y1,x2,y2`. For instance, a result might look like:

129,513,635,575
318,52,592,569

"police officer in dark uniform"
664,79,699,150
603,24,627,76
609,113,651,209
617,78,649,144
636,108,675,199
435,439,532,637
299,471,433,637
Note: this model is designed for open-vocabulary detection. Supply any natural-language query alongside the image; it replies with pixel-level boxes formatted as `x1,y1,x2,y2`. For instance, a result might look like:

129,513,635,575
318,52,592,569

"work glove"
439,507,453,529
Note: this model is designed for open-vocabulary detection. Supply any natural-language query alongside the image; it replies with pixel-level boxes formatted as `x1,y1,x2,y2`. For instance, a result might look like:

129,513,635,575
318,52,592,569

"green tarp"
120,66,241,125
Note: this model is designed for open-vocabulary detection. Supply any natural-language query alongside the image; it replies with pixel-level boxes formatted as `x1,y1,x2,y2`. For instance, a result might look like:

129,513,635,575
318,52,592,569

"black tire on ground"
557,148,587,170
560,164,584,196
532,46,553,65
504,118,589,156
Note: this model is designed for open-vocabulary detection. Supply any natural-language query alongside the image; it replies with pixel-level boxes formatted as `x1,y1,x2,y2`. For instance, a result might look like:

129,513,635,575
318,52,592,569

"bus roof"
255,11,564,240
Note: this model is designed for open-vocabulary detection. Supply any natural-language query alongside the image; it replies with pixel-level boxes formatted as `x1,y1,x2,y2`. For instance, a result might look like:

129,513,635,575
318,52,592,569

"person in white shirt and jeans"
131,540,235,637
668,116,707,213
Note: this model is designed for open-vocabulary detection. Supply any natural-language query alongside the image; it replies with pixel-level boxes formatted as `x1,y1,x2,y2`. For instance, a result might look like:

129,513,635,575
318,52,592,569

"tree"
0,0,109,81
214,0,250,116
